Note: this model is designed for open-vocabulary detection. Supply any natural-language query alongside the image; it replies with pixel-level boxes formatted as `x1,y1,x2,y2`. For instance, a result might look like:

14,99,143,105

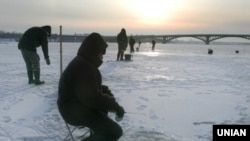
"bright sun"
128,0,179,25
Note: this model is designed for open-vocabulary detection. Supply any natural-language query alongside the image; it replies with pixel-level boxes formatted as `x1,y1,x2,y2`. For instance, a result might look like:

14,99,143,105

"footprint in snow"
136,105,146,111
2,116,11,123
139,96,149,101
149,112,159,120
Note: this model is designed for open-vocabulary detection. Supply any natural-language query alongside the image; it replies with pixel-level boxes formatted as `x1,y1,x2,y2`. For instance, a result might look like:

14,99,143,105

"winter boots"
27,71,44,85
27,70,35,84
34,71,45,85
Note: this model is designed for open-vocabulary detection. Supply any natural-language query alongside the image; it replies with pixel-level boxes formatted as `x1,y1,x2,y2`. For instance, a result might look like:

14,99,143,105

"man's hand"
115,105,125,121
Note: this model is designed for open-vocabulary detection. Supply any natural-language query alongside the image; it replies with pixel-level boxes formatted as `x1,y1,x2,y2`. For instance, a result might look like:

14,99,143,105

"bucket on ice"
125,54,133,61
208,49,213,54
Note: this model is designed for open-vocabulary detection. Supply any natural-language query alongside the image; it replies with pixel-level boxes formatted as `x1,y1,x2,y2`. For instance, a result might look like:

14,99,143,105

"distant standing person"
152,40,156,51
18,25,51,85
116,28,128,61
136,40,141,52
129,36,136,54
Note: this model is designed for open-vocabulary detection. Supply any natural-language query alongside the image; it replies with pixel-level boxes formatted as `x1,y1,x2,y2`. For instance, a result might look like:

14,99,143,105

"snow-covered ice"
0,41,250,141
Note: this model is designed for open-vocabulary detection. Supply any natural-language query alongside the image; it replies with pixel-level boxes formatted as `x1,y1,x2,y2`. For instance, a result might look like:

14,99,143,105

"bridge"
46,34,250,44
134,34,250,44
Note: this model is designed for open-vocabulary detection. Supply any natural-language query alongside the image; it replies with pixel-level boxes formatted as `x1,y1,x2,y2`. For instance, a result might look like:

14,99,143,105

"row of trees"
0,31,23,39
0,31,118,42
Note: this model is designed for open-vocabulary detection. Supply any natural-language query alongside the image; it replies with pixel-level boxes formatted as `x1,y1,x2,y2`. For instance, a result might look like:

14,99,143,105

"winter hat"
78,33,107,56
41,25,51,37
77,32,108,67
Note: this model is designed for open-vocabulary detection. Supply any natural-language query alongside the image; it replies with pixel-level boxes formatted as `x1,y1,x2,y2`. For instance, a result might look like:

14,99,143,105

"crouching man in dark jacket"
57,33,125,141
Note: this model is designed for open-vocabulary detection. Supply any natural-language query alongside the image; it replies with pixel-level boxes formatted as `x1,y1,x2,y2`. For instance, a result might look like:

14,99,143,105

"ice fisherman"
116,28,128,61
136,40,141,52
57,33,125,141
18,25,51,85
129,36,136,54
152,40,156,51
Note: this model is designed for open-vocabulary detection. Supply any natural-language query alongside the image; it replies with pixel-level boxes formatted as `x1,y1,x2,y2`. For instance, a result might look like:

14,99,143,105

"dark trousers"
20,49,43,83
20,49,40,71
130,46,134,53
117,49,124,61
77,112,123,141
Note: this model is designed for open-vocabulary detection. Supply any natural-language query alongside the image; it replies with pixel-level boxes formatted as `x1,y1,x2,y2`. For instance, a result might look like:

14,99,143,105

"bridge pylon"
205,36,210,45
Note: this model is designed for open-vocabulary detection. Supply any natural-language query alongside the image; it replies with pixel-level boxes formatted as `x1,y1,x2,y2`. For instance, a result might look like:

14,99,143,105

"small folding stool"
63,122,91,141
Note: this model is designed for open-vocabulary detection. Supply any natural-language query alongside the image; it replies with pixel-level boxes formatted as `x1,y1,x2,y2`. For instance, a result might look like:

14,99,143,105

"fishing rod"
115,111,147,122
125,112,147,116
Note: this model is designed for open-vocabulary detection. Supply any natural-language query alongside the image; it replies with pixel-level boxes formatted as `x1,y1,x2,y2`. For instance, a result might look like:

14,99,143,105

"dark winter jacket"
57,33,120,126
117,28,128,50
18,26,51,59
129,37,136,47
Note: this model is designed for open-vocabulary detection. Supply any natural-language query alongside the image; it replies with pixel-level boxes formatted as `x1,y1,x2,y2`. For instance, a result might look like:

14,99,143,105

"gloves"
115,105,125,121
45,58,50,65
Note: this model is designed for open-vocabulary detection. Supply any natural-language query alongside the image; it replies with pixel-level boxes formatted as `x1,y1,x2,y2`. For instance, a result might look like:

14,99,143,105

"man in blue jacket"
18,25,51,85
58,33,125,141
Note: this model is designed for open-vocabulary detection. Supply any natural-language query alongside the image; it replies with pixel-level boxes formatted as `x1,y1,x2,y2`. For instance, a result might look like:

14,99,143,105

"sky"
1,0,250,36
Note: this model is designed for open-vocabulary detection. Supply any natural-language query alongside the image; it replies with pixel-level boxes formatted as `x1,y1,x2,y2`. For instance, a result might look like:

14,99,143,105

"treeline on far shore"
0,32,133,43
0,32,103,42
